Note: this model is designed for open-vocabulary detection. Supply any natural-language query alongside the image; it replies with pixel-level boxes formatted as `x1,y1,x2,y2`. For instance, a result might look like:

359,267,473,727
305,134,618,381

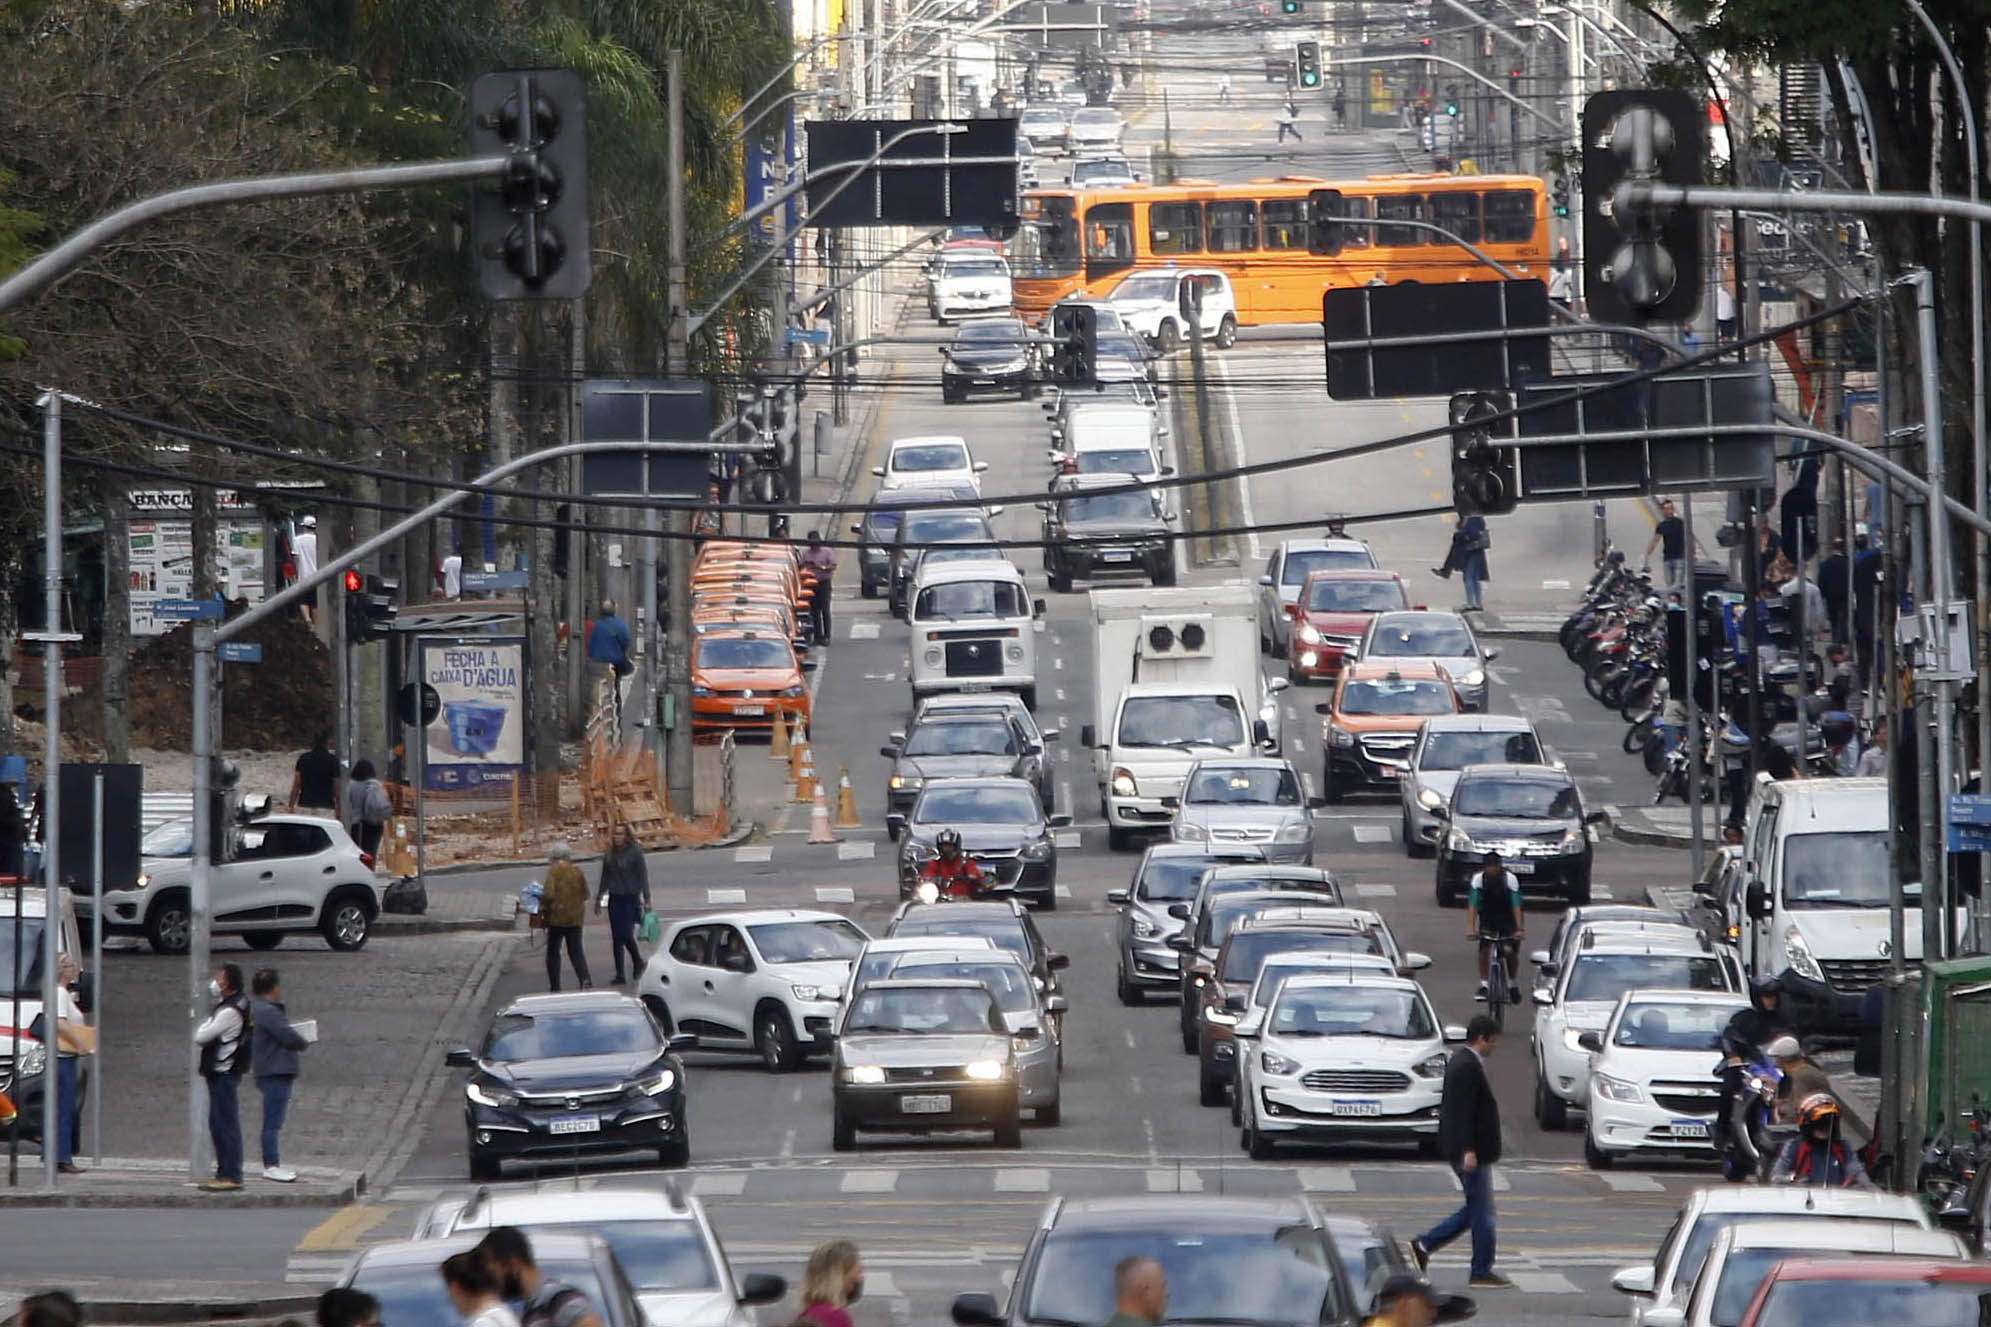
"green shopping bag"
638,909,660,944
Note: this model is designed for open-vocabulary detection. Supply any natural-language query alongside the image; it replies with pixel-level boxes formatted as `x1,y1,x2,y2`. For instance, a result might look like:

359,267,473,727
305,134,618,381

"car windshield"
1670,1215,1911,1297
1185,766,1300,806
921,546,1005,566
1282,546,1373,585
0,919,46,998
142,819,194,857
526,1221,717,1291
1137,857,1220,902
1112,273,1178,302
1751,1277,1991,1327
1253,959,1374,1007
1712,1248,1823,1327
1304,579,1403,613
944,260,1008,280
893,444,971,473
1564,954,1728,1004
891,916,1030,963
1783,831,1891,909
905,718,1018,757
1117,694,1244,748
1369,620,1476,656
1021,108,1062,126
901,512,993,544
914,784,1041,825
746,919,866,964
1451,778,1578,819
1271,986,1433,1039
481,1008,658,1061
1073,109,1119,126
350,1254,610,1327
913,580,1028,621
1023,1224,1342,1327
864,508,906,539
842,984,1002,1035
695,637,791,670
1075,448,1154,475
890,959,1035,1012
1421,730,1541,770
1223,931,1380,980
1338,679,1455,716
957,323,1025,345
1065,491,1158,523
1613,1001,1736,1050
1073,163,1130,185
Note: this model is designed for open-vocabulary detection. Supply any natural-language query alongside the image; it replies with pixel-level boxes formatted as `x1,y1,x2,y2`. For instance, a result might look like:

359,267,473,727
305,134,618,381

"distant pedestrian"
801,532,837,644
586,599,632,704
796,1240,866,1327
47,954,93,1174
1216,73,1232,105
1102,1256,1167,1327
292,515,319,625
542,843,593,992
1411,1015,1510,1288
477,1227,606,1327
1642,498,1690,594
250,967,309,1183
1716,283,1738,340
1767,1035,1832,1125
1276,99,1302,143
596,824,651,986
1816,536,1850,643
290,733,341,814
1854,721,1887,777
1548,237,1574,310
344,759,391,859
16,1291,82,1327
440,553,464,600
1432,511,1489,611
442,1249,522,1327
1332,91,1347,127
194,962,250,1192
316,1289,382,1327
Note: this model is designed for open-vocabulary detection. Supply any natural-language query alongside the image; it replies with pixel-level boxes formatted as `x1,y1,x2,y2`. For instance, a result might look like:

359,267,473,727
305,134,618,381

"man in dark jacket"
250,968,310,1183
1411,1016,1508,1289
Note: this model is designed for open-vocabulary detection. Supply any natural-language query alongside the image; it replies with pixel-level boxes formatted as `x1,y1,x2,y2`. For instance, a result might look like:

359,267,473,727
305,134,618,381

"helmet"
936,829,962,855
1797,1093,1840,1128
1751,973,1783,1000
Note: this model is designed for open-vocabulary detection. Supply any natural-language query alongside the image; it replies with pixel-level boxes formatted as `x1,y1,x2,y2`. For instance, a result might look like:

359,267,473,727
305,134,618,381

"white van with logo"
1052,401,1172,486
906,560,1045,709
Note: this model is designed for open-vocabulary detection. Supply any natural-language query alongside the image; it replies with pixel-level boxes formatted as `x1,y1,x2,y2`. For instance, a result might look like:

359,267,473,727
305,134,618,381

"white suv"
1107,268,1240,352
638,910,870,1071
413,1181,787,1327
92,813,381,954
1580,987,1747,1170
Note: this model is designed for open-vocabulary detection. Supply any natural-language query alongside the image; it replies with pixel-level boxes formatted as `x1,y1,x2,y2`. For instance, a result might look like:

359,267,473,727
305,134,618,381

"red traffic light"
343,569,363,592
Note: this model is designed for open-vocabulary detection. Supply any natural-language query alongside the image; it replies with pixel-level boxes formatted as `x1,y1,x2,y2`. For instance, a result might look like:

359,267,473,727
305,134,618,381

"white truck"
1080,585,1288,850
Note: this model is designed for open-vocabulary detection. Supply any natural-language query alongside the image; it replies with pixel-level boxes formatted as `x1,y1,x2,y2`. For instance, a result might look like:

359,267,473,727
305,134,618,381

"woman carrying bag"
344,759,392,858
596,823,653,986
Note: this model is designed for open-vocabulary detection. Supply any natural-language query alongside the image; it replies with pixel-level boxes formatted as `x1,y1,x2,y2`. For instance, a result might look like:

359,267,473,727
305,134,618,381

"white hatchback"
875,435,988,493
1108,268,1239,352
928,253,1014,323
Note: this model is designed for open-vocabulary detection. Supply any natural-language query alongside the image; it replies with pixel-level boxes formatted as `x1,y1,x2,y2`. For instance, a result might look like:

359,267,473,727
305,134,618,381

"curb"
0,1175,361,1210
1475,626,1564,643
1608,807,1695,851
378,913,517,935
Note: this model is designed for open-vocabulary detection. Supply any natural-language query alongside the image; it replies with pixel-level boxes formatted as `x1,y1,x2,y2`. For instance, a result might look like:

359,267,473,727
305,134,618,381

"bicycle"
1477,931,1520,1030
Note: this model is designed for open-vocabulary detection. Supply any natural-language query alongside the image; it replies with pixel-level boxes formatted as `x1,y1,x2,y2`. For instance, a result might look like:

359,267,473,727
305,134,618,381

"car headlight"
17,1042,46,1079
1416,787,1445,810
1414,1053,1449,1079
1275,822,1312,843
1562,828,1588,854
1445,827,1476,854
1298,651,1319,667
780,684,805,698
845,1064,886,1085
1461,668,1486,687
1005,643,1025,662
692,685,714,698
1260,1050,1301,1076
889,774,922,791
1327,724,1355,748
1021,838,1054,860
1594,1073,1645,1103
1297,623,1324,645
135,872,150,890
993,358,1028,374
1131,916,1159,939
965,1059,1008,1081
1783,926,1825,983
1563,1027,1596,1052
635,1068,678,1096
924,648,942,666
1174,822,1209,841
466,1081,518,1109
1203,1004,1238,1026
792,984,840,1002
1111,768,1139,797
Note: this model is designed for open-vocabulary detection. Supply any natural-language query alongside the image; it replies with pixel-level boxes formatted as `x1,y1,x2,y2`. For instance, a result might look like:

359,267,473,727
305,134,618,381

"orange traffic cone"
834,766,860,828
770,707,791,760
795,751,819,805
788,720,809,782
808,781,838,843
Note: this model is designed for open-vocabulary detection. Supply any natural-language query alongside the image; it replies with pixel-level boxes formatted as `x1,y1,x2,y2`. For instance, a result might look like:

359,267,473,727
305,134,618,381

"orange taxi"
689,627,811,732
1313,660,1460,801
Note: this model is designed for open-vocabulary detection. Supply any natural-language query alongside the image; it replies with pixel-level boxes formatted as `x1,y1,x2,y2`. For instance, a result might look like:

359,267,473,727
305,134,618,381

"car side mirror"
738,1272,787,1306
1257,574,1274,587
1042,728,1061,742
668,1033,699,1054
1160,795,1180,809
1267,677,1290,694
974,461,990,472
889,731,906,745
1430,806,1449,821
987,505,1005,516
1610,1267,1657,1298
885,814,907,837
1442,1023,1468,1043
1107,888,1130,905
1746,881,1772,919
1253,718,1272,747
1034,598,1048,617
1532,989,1555,1007
1691,877,1716,897
872,466,886,476
880,745,902,759
1046,995,1069,1014
1306,796,1328,809
1167,903,1191,920
851,523,864,536
1528,949,1551,967
1641,1308,1687,1327
1577,1030,1604,1053
445,1048,476,1068
1079,724,1098,749
1483,646,1502,661
952,1293,1002,1326
1047,952,1071,971
1163,511,1179,523
1047,813,1074,828
1314,702,1334,716
1400,951,1432,972
1160,465,1176,476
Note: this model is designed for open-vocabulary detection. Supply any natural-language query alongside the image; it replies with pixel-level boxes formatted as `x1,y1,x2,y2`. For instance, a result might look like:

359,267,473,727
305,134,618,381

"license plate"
1671,1119,1710,1139
735,704,766,716
548,1115,600,1135
1376,766,1398,778
1099,552,1133,563
1331,1100,1383,1118
900,1093,952,1114
1508,860,1535,875
957,681,993,692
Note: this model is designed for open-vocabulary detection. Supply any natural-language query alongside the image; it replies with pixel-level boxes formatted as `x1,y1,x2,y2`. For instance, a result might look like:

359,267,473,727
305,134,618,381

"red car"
1286,570,1412,684
1738,1257,1991,1327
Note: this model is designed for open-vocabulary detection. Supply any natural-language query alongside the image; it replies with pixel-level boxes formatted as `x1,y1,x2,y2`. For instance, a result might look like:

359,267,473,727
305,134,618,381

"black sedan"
889,506,1000,616
883,712,1052,830
942,319,1037,403
1039,475,1176,591
446,989,694,1179
894,777,1072,908
1432,762,1610,907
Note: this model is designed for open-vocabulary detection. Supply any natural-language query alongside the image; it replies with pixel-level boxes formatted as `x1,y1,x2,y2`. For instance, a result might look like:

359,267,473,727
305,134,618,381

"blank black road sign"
1323,280,1551,400
804,118,1019,230
580,379,712,500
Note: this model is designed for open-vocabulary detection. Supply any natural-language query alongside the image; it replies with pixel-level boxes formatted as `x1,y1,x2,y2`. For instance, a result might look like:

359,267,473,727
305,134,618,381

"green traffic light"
1445,102,1459,116
1281,0,1299,11
1301,72,1320,86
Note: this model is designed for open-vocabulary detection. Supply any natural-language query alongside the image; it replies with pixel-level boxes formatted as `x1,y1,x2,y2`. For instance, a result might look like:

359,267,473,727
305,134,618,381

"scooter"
1718,1050,1786,1181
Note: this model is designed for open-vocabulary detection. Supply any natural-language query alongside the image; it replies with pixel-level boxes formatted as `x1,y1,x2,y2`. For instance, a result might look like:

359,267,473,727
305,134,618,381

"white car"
927,253,1014,323
1019,104,1067,151
1399,714,1553,856
1531,927,1736,1130
1067,107,1125,153
1358,610,1499,712
887,948,1065,1122
1071,155,1137,189
1108,269,1240,352
411,1183,787,1327
637,910,870,1071
1235,971,1461,1159
1256,537,1379,655
94,813,380,954
874,435,988,493
1016,135,1041,189
1581,988,1748,1169
1652,1218,1967,1327
1608,1186,1933,1327
1053,400,1169,484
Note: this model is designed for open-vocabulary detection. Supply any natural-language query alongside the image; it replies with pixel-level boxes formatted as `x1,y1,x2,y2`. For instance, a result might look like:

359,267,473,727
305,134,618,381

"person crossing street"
1411,1016,1511,1289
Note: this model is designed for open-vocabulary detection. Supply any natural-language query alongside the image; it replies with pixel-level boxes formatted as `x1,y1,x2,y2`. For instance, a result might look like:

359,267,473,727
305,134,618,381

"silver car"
832,978,1022,1150
1398,714,1552,856
1357,610,1500,711
1107,842,1267,1005
1165,758,1316,864
887,950,1065,1123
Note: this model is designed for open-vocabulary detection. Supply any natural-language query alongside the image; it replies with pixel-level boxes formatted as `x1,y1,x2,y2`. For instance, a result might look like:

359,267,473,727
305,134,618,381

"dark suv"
1039,474,1175,592
1433,762,1609,906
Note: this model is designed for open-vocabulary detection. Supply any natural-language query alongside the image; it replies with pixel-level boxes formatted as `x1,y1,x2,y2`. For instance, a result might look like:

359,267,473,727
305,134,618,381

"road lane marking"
1593,885,1615,900
850,622,881,640
1507,1272,1580,1295
1213,356,1262,559
734,845,774,863
1490,1169,1511,1192
1129,1076,1143,1096
1542,578,1572,591
1054,829,1081,849
1353,883,1397,899
1055,884,1074,900
1351,823,1393,844
686,1172,747,1196
1295,1165,1356,1192
780,1129,795,1158
816,885,857,901
1055,688,1067,702
864,1271,901,1301
1596,1171,1663,1192
296,1203,400,1251
1125,1028,1138,1049
709,887,750,902
994,1168,1050,1191
1054,657,1065,670
836,842,875,861
1145,1166,1204,1192
840,1169,900,1193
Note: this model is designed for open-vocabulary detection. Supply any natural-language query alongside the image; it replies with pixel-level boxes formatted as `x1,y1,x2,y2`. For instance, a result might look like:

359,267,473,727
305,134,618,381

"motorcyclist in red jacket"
918,829,984,900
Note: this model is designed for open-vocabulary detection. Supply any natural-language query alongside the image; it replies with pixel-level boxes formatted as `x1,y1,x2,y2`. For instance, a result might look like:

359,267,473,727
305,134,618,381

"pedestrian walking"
316,1289,382,1327
441,1249,522,1327
1641,498,1690,594
596,824,651,986
45,954,94,1174
194,963,251,1192
586,599,632,704
476,1228,606,1327
250,967,310,1183
1276,98,1302,143
801,531,837,645
290,733,341,814
292,515,319,625
1548,237,1574,310
344,759,391,858
542,843,593,991
1715,283,1738,341
1102,1256,1167,1327
796,1240,866,1327
1854,721,1887,776
1411,1015,1510,1288
1216,73,1232,105
1431,511,1489,611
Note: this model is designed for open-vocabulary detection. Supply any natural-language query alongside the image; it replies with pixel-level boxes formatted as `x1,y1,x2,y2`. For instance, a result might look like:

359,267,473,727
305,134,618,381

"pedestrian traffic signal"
1444,85,1459,117
467,68,592,301
344,573,399,644
1449,392,1518,516
1294,41,1322,89
1582,89,1704,323
1051,304,1097,384
1551,175,1571,218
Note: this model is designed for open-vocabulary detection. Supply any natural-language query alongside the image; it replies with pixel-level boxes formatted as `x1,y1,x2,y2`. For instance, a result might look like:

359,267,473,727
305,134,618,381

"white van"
906,560,1045,709
1052,401,1172,485
1733,777,1924,1034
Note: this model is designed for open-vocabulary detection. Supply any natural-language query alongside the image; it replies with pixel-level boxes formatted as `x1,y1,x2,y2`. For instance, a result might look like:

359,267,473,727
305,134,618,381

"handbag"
638,909,660,944
613,656,633,677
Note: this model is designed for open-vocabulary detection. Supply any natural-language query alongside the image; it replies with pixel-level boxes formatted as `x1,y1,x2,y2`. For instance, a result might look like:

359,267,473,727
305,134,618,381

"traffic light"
343,571,399,644
1444,84,1460,117
1551,175,1571,218
1449,392,1518,516
1051,304,1097,384
467,68,592,301
1582,89,1704,323
1294,41,1322,90
1508,67,1522,93
1280,0,1300,12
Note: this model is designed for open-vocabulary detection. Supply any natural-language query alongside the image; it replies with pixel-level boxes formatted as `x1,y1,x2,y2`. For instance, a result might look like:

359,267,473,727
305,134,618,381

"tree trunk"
100,481,130,763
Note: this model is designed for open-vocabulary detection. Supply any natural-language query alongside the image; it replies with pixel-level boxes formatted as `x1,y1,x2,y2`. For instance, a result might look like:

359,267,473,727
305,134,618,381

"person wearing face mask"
796,1239,866,1327
193,963,251,1191
476,1227,605,1327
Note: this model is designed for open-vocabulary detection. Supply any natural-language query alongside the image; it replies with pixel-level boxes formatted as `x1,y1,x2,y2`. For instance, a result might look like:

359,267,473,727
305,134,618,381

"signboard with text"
418,635,529,792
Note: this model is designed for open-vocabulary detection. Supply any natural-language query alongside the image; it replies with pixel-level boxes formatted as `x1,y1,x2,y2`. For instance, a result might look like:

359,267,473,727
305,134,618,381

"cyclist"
918,829,985,900
1464,850,1523,1003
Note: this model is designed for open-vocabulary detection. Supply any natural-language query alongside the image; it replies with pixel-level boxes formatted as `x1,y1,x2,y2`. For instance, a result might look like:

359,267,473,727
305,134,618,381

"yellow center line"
296,1202,404,1253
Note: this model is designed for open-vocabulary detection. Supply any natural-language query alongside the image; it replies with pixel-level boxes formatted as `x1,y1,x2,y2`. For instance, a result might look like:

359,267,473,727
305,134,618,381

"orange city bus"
1006,173,1551,324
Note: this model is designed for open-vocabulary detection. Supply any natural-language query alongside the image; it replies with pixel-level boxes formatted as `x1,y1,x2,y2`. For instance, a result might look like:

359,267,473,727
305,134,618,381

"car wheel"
756,1006,801,1073
1246,1122,1276,1160
244,931,285,951
1215,315,1237,349
1416,1135,1442,1160
1198,1063,1226,1108
1405,816,1435,859
1117,969,1144,1006
1048,570,1074,593
1107,826,1133,852
320,891,373,951
658,1136,691,1168
1435,871,1459,907
1230,1085,1243,1126
832,1104,857,1152
145,894,193,955
642,996,675,1033
942,384,961,404
1152,559,1177,588
1036,1097,1062,1126
1155,320,1180,353
993,1106,1023,1149
1535,1071,1569,1130
1037,887,1058,912
1584,1131,1615,1169
1020,686,1038,711
886,820,901,842
861,579,879,600
1320,760,1341,804
1567,869,1593,906
469,1147,501,1182
1180,1013,1198,1056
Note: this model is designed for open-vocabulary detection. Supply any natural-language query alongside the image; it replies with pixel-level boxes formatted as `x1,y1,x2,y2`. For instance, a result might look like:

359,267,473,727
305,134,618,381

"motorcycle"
911,858,1002,905
1718,1050,1787,1182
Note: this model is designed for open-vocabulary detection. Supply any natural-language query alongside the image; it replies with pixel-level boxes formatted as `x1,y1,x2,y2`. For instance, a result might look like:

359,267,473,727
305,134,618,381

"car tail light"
359,852,376,870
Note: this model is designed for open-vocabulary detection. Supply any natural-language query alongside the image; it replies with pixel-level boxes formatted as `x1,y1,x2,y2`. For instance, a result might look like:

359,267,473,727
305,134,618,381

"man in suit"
1411,1016,1510,1289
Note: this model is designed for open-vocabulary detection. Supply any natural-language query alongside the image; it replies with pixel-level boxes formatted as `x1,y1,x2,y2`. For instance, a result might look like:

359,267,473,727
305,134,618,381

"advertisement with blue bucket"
421,636,528,791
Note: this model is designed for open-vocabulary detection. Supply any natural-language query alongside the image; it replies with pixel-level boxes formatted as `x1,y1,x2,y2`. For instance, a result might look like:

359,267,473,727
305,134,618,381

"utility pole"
565,305,587,736
663,49,695,814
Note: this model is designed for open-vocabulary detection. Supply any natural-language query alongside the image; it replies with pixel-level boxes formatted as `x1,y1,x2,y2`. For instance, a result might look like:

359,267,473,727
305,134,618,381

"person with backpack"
345,759,391,858
194,963,251,1191
476,1227,605,1327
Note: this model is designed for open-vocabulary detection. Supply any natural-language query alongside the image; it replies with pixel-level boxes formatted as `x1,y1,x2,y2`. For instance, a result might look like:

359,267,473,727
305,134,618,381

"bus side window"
1428,191,1482,245
1149,201,1205,255
1207,201,1258,253
1374,194,1424,247
1482,190,1537,244
1260,198,1309,249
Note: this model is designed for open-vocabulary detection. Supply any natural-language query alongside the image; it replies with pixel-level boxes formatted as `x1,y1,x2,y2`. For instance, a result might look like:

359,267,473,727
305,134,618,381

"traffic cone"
795,751,819,805
788,720,809,782
834,766,860,828
808,781,838,843
770,707,791,760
